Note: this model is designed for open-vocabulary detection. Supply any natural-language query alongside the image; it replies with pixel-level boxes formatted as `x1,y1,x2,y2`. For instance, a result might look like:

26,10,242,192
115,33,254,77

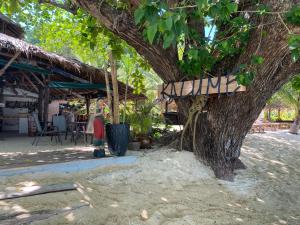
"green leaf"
235,70,255,86
288,34,300,62
196,0,208,8
286,6,300,26
163,31,175,49
208,5,219,18
147,23,158,44
164,17,173,31
134,7,145,24
291,75,300,90
251,55,264,65
257,4,271,15
227,3,238,13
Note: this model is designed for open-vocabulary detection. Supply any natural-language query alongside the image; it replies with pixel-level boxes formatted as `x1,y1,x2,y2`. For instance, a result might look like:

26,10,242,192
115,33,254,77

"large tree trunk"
73,0,300,180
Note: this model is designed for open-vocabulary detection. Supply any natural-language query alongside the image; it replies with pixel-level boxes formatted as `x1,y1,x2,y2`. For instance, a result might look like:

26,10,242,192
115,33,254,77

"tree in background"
2,0,300,180
279,76,300,134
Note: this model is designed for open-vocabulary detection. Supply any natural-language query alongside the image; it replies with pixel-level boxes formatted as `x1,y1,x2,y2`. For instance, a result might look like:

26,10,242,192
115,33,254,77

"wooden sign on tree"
158,75,246,99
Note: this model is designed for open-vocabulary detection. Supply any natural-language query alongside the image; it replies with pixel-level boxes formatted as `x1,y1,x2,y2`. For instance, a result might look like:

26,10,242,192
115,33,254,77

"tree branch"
73,0,182,82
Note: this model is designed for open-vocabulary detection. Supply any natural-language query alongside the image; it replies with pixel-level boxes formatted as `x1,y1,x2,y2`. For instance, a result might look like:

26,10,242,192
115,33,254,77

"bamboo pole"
104,65,113,123
122,74,129,123
109,51,120,124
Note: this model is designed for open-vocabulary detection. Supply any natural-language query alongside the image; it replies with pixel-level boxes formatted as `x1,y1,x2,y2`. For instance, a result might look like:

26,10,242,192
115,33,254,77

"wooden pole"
104,66,113,123
109,51,120,124
0,51,21,77
0,85,3,132
38,87,44,122
86,97,90,115
43,85,49,123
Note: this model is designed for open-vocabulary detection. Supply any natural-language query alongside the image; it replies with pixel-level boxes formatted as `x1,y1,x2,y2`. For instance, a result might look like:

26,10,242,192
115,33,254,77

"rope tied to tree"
180,95,207,151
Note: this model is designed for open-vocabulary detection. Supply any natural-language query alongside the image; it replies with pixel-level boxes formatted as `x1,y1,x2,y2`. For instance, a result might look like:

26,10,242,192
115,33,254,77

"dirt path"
0,131,299,225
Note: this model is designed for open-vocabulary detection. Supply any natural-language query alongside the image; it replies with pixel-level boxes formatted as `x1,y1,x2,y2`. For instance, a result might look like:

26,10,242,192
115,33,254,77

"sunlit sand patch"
16,213,31,219
12,204,29,213
256,197,265,203
65,212,75,222
161,197,168,202
17,181,38,187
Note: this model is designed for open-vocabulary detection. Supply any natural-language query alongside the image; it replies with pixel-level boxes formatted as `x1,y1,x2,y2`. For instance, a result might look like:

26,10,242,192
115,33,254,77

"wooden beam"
69,90,85,99
158,75,246,99
30,72,45,87
51,67,90,83
21,72,39,93
0,51,21,76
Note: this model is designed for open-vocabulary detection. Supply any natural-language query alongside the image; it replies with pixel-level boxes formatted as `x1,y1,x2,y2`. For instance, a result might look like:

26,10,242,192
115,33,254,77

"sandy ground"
0,131,299,225
0,135,99,169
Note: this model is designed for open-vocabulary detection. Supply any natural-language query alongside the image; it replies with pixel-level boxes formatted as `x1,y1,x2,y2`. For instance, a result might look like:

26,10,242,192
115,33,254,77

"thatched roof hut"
0,33,145,100
0,14,24,39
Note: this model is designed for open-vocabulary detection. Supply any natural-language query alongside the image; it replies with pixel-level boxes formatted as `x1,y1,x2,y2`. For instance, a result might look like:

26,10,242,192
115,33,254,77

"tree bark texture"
74,0,300,180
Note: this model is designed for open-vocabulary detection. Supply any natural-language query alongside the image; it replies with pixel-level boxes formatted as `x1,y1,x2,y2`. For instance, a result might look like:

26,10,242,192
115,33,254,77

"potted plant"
127,101,155,149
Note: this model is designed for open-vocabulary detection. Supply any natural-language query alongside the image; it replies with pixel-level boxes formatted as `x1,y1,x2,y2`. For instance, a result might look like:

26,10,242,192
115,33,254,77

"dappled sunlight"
11,204,29,213
140,209,149,220
19,185,41,193
236,217,243,222
278,219,288,224
161,197,168,202
16,181,38,187
267,172,278,179
0,140,95,169
64,146,94,151
76,182,92,205
65,212,75,222
16,213,31,219
256,197,265,203
110,202,119,208
242,145,287,167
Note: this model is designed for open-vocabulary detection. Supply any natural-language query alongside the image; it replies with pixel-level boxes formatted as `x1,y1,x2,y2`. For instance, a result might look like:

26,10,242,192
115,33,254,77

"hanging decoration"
158,75,246,101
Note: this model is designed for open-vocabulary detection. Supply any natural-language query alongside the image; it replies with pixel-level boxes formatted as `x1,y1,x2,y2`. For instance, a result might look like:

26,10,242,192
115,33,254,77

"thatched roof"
0,33,145,100
0,14,24,38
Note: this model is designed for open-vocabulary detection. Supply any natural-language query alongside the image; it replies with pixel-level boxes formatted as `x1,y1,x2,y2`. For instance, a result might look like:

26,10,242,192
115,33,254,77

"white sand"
0,131,299,225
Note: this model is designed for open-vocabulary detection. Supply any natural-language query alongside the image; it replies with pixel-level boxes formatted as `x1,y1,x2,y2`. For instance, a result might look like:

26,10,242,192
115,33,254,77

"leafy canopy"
134,1,300,85
1,0,300,87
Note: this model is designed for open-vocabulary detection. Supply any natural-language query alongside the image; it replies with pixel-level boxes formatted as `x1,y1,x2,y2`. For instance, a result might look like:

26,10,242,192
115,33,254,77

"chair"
31,113,60,146
73,116,94,145
52,115,68,142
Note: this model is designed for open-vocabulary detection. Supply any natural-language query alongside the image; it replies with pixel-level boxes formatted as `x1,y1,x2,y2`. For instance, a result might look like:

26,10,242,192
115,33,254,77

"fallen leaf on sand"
140,209,148,220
